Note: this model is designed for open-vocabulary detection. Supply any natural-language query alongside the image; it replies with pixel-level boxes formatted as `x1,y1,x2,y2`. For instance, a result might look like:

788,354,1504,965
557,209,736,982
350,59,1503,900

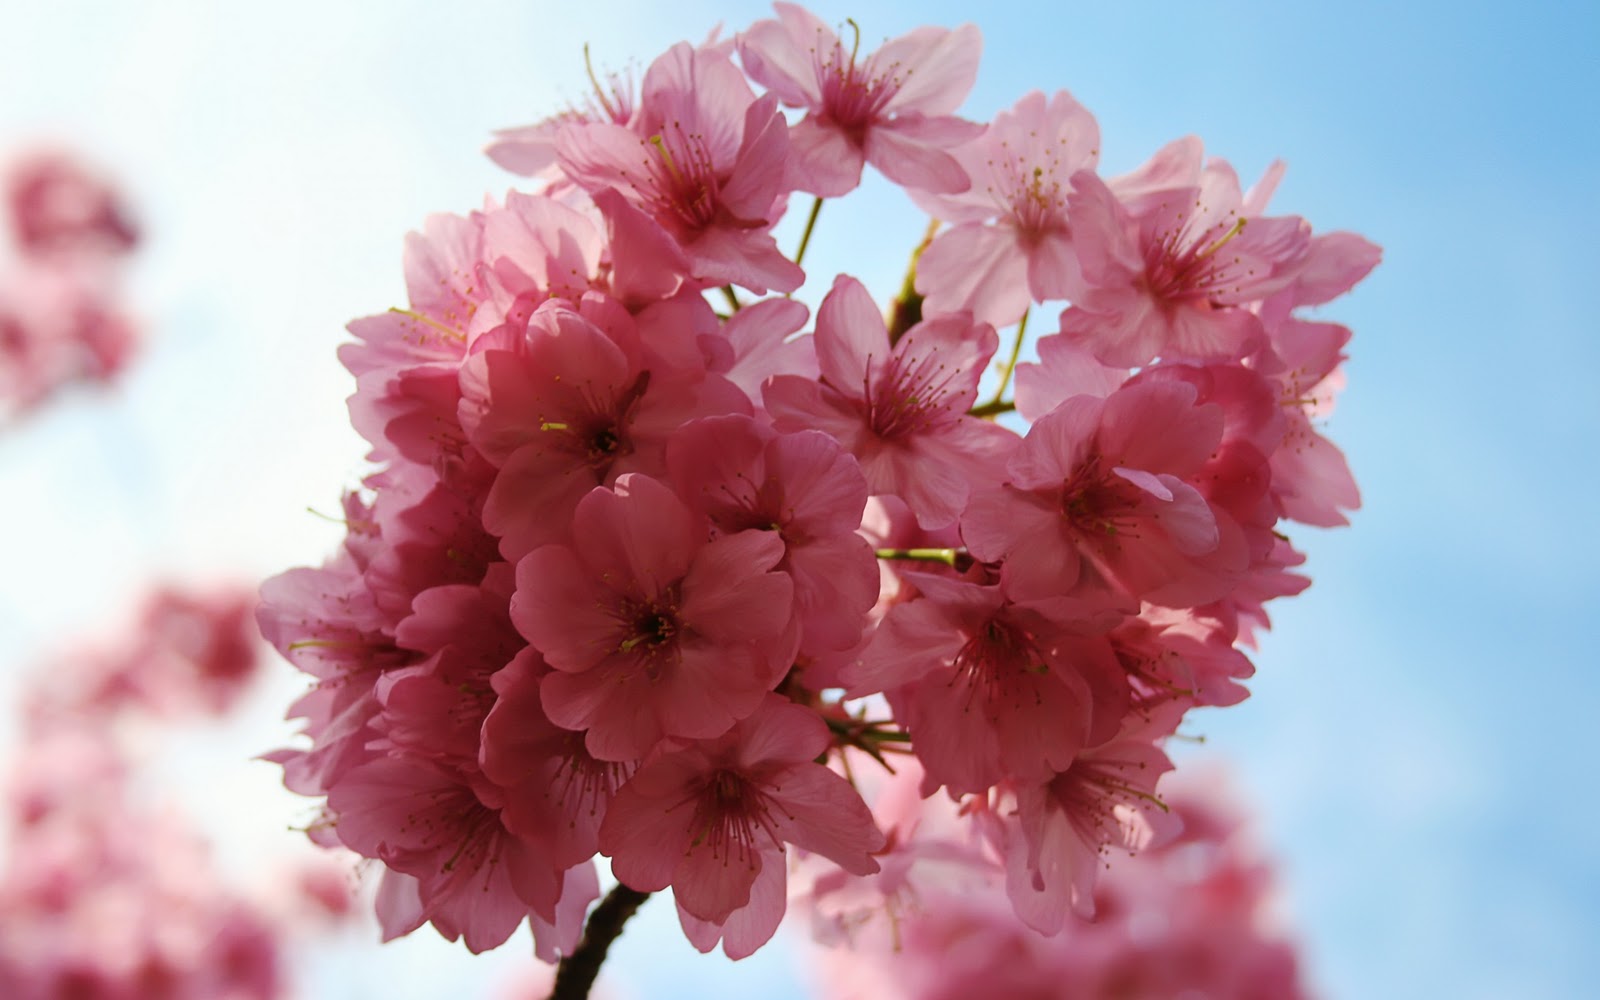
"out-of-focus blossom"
0,149,140,423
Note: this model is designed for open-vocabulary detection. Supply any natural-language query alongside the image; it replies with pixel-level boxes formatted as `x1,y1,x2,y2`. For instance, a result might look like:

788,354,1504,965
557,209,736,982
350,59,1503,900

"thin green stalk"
989,307,1029,405
874,547,961,566
968,399,1017,419
793,196,824,268
721,285,742,313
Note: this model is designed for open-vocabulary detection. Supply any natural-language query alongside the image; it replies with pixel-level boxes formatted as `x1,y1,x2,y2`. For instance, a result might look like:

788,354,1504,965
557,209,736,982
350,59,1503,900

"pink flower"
600,696,884,958
1060,160,1312,367
847,571,1126,795
1003,734,1179,930
739,5,981,196
765,275,1015,529
962,380,1243,608
457,298,749,559
4,150,138,255
557,42,802,293
511,474,796,761
374,573,524,766
328,753,580,953
1260,318,1362,527
478,649,634,872
667,414,878,655
486,51,638,182
1012,330,1127,421
913,90,1101,326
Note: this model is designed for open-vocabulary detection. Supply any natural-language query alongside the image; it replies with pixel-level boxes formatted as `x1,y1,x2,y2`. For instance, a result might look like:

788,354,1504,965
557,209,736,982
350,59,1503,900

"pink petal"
785,116,866,197
864,117,971,194
813,275,889,390
875,23,982,116
916,222,1031,328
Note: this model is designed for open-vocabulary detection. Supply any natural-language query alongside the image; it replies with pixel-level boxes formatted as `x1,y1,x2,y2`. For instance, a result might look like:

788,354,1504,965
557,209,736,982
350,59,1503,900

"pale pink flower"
1110,604,1257,712
1060,159,1313,367
258,554,409,796
794,752,998,954
557,42,802,293
739,4,981,196
511,474,796,761
340,211,484,386
806,766,1311,1000
1012,330,1128,421
600,696,883,957
487,52,638,182
914,90,1101,326
764,275,1015,529
712,294,814,402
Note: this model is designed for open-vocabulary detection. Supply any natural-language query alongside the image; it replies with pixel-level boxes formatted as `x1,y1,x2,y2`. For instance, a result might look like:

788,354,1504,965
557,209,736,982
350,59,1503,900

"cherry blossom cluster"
803,759,1310,1000
0,584,340,1000
0,149,140,423
262,2,1378,963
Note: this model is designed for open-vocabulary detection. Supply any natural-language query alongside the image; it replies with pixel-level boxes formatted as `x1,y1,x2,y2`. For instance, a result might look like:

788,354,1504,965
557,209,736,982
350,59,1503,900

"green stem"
793,196,824,268
874,547,961,566
549,884,651,1000
720,285,742,313
989,307,1029,405
968,399,1017,419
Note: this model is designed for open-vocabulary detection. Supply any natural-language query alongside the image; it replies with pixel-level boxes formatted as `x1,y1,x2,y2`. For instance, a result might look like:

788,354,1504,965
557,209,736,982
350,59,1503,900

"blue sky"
2,2,1596,997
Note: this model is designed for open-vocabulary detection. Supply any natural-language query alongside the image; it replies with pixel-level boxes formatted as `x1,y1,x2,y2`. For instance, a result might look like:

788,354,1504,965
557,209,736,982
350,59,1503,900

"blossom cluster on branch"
0,149,140,423
262,2,1378,965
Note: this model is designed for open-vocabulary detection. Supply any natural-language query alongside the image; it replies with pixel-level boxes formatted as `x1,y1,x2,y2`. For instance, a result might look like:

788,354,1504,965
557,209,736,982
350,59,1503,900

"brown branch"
548,884,652,1000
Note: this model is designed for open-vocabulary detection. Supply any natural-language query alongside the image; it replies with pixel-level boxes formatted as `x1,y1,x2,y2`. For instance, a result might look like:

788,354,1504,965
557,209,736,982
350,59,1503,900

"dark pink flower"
667,414,878,655
962,380,1243,608
328,753,580,953
458,299,749,559
478,649,634,872
848,572,1126,795
511,474,796,760
1003,734,1179,930
600,696,883,957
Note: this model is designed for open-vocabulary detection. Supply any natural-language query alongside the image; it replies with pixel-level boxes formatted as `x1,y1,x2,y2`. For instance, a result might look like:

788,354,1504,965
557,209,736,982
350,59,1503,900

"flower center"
689,769,782,866
1060,463,1140,541
951,616,1048,717
646,130,720,232
863,344,963,440
1143,203,1250,304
